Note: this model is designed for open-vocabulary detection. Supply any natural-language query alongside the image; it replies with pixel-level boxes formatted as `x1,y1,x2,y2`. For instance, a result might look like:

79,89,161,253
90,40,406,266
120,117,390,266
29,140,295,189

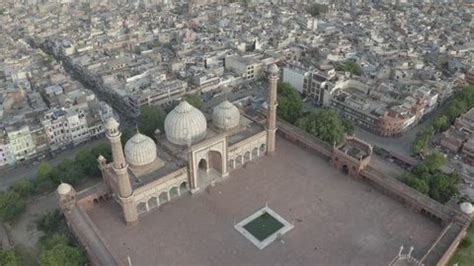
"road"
354,104,446,159
0,137,106,192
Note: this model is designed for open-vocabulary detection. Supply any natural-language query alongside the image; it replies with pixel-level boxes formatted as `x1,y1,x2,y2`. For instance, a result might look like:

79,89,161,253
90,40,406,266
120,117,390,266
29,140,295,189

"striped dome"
164,101,207,145
124,133,157,166
212,100,240,131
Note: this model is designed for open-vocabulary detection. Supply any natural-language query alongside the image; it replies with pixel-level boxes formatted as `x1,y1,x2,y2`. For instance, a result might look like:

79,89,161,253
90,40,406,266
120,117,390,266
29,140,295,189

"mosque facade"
63,64,280,225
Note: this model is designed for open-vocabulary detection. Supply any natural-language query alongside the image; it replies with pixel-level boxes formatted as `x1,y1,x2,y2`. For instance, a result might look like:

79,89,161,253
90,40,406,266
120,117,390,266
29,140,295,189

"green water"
243,212,284,241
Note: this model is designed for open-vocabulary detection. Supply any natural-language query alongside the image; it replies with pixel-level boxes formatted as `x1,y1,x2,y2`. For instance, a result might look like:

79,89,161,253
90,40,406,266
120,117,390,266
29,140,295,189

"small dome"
460,202,474,215
165,101,207,145
57,183,72,195
105,117,119,130
213,100,240,131
124,133,157,166
269,64,279,75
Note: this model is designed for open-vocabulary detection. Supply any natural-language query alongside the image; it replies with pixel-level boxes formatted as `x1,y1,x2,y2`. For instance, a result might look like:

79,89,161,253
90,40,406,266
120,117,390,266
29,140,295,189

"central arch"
195,150,224,191
189,136,228,193
208,150,222,174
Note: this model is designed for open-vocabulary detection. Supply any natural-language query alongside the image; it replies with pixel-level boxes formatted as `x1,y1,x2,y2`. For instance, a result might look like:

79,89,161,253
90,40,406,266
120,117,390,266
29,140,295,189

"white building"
6,125,36,161
67,110,90,146
0,137,15,167
42,110,72,151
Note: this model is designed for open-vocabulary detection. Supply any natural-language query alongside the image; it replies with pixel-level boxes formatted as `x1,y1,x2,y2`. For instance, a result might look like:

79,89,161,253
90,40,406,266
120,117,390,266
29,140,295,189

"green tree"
91,143,112,162
37,210,64,234
277,82,303,123
446,99,468,122
121,127,134,145
432,115,449,132
49,159,84,185
40,243,84,266
0,192,26,222
184,93,204,110
458,85,474,107
296,108,351,145
39,233,70,250
307,3,328,17
0,249,20,266
38,162,52,180
335,61,363,76
429,174,458,203
411,127,435,155
11,180,35,197
138,105,166,138
422,151,447,173
402,176,429,195
75,144,111,178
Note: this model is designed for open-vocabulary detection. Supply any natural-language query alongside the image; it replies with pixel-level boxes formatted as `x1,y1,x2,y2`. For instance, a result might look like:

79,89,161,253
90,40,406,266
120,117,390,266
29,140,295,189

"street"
354,102,447,159
0,137,106,192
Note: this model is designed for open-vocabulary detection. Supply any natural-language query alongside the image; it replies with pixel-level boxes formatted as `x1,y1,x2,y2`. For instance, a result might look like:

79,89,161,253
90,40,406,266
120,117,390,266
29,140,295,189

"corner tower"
104,118,138,225
266,64,279,155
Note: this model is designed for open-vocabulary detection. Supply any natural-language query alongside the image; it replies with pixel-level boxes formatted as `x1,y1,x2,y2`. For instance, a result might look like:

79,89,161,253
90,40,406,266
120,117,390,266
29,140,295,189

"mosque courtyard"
87,137,442,266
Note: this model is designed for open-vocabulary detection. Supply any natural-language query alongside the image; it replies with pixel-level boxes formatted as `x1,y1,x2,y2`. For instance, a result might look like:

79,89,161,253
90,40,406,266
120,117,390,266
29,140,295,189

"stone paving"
87,137,442,266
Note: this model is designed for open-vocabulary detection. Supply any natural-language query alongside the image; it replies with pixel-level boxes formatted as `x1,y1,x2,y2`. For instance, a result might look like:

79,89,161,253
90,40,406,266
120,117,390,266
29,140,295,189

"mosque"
58,64,279,225
55,64,472,265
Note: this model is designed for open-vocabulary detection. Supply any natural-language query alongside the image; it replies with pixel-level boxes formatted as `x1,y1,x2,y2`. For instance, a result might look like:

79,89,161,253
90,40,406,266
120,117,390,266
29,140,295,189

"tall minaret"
266,64,279,155
104,118,138,225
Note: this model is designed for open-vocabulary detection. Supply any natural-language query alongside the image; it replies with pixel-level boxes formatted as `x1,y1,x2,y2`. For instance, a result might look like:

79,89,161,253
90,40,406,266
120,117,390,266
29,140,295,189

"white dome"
460,202,474,215
269,64,279,75
124,133,157,166
105,117,119,130
213,100,240,131
57,183,72,195
165,101,207,145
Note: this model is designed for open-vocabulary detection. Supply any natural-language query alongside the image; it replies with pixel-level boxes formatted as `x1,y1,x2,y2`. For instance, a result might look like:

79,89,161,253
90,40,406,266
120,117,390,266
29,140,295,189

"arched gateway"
188,135,229,193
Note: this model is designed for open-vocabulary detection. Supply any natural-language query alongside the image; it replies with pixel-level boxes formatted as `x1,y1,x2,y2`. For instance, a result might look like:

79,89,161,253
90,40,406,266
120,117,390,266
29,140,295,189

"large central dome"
164,101,207,145
124,133,157,166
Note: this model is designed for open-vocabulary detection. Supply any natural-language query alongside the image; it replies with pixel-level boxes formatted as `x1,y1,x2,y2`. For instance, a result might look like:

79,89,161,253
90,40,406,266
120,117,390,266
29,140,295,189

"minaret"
266,64,279,155
104,118,138,225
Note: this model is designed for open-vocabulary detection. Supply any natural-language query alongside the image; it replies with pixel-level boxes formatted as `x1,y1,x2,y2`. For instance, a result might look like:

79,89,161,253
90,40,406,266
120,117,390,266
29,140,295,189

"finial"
398,245,404,256
135,123,140,134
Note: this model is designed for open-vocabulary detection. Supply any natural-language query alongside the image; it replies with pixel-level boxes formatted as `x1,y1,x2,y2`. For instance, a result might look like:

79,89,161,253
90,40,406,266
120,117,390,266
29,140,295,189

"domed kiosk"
164,101,207,145
212,100,240,131
460,202,474,216
124,132,157,167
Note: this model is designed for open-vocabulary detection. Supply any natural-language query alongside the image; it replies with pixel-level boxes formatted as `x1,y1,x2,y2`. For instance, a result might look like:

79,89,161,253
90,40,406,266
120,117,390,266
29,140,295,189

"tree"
422,151,447,173
121,127,134,145
0,192,26,222
40,242,84,266
429,174,458,203
446,99,467,122
458,85,474,107
90,143,112,162
402,176,429,195
296,108,351,145
49,159,84,185
335,61,363,76
411,127,435,154
39,233,70,250
138,105,166,138
432,115,449,132
0,250,20,266
184,93,204,110
277,82,303,123
38,162,52,180
37,210,64,234
307,3,328,18
11,180,35,197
